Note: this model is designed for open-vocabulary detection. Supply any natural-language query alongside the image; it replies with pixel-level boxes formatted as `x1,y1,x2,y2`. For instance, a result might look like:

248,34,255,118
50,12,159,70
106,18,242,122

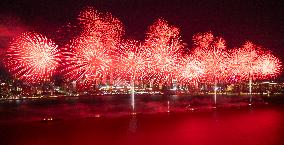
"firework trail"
4,32,60,83
191,32,230,104
117,40,146,111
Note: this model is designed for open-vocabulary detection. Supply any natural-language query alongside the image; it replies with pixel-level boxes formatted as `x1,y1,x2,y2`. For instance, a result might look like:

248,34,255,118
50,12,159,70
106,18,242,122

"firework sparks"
191,32,230,84
4,32,60,83
230,42,259,81
117,39,149,82
78,6,124,52
257,53,282,78
61,7,124,85
190,32,230,104
117,40,147,111
143,18,184,84
178,54,205,83
61,35,113,84
230,41,282,81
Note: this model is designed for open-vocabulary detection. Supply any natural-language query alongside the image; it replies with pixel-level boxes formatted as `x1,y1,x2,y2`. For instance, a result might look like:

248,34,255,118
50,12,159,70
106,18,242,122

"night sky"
0,0,283,79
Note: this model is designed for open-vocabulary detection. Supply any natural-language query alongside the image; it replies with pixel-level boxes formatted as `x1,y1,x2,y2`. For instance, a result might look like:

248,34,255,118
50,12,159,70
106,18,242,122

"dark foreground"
0,95,284,145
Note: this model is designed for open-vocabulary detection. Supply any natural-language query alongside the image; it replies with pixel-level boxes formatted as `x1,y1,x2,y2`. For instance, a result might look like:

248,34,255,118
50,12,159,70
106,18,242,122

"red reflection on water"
171,110,282,145
1,108,283,145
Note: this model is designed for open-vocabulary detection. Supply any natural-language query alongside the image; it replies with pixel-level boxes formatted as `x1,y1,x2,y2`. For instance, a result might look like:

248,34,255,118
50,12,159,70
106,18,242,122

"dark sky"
0,0,284,79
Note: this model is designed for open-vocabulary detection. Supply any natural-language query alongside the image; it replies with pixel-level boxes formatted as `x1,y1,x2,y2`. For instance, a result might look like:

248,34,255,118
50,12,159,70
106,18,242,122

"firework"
4,32,60,83
61,7,124,85
190,32,230,104
116,39,149,82
3,6,281,93
256,53,282,78
61,35,113,84
230,42,258,81
191,32,230,84
143,18,184,84
78,6,124,53
178,54,204,83
192,32,214,48
230,41,282,81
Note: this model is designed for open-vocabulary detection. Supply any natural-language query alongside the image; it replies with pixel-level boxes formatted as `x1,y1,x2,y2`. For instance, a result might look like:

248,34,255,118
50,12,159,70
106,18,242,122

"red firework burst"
230,41,282,81
256,53,282,78
192,32,214,48
177,54,205,83
78,6,124,52
116,40,149,82
191,32,230,83
62,35,113,84
4,32,60,83
61,7,124,85
143,18,184,84
230,41,259,82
